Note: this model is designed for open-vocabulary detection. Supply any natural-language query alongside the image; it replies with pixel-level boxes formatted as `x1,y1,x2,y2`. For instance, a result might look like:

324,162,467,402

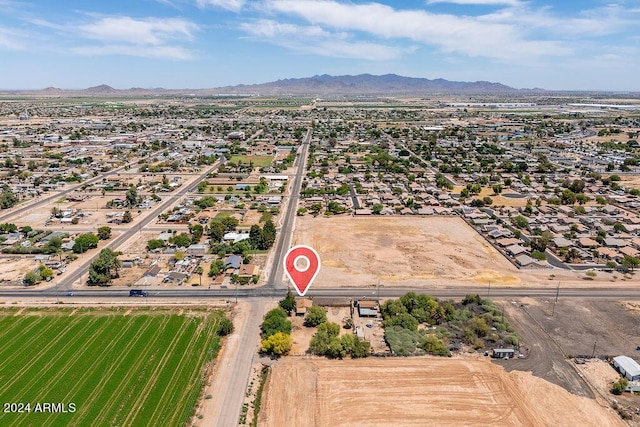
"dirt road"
197,299,268,427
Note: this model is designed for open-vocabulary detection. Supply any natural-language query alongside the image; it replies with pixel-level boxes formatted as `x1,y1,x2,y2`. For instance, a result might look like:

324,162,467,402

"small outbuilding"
492,348,515,359
613,356,640,381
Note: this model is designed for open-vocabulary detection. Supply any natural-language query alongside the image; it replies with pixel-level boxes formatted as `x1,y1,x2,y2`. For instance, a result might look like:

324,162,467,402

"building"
613,356,640,381
296,298,313,316
356,300,378,317
492,348,515,358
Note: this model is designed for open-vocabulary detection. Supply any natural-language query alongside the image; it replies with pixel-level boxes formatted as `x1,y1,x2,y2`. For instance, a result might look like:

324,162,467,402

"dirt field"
0,258,38,283
260,357,624,427
292,216,630,288
293,216,518,288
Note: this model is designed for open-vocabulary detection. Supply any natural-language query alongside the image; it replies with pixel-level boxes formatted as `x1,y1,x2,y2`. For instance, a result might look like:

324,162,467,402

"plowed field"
259,358,623,427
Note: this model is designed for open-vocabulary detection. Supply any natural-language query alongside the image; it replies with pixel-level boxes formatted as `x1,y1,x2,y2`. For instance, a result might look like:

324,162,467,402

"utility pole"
592,337,597,358
552,281,560,316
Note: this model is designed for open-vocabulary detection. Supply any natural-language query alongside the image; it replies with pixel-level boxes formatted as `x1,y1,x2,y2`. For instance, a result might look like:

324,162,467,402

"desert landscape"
292,216,619,289
259,357,623,427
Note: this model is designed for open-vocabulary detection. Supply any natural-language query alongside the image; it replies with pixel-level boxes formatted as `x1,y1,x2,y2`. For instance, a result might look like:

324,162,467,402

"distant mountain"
0,74,525,97
216,74,519,95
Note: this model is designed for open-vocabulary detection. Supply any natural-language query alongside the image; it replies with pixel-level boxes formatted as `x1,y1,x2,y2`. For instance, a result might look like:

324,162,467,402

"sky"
1,0,639,91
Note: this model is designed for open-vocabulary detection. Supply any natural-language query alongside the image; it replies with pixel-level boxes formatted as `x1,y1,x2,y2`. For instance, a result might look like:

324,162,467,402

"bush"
260,332,292,356
260,308,292,338
304,306,327,327
504,335,520,346
218,318,234,336
384,326,422,356
420,335,450,356
612,376,628,395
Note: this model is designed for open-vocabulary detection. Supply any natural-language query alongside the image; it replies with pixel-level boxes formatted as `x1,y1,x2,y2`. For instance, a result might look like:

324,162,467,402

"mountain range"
3,74,528,97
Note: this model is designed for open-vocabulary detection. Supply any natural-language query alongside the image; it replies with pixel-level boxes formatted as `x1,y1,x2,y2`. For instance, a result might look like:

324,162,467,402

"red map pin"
284,245,320,297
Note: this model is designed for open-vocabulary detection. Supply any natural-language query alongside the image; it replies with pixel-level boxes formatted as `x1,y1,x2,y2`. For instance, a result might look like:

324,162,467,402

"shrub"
612,376,628,395
304,306,327,327
420,334,450,356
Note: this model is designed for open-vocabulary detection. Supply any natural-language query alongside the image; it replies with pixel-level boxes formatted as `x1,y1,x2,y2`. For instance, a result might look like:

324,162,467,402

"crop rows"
0,308,223,427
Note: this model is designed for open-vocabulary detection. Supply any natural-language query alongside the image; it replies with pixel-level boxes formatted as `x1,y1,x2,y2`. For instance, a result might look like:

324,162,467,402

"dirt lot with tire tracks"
259,357,623,427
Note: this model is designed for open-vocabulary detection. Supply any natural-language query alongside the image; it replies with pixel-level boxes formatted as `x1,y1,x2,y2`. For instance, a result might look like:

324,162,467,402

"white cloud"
72,44,193,60
240,19,404,60
0,27,24,50
426,0,521,5
25,15,200,60
196,0,246,12
78,17,198,46
264,0,568,60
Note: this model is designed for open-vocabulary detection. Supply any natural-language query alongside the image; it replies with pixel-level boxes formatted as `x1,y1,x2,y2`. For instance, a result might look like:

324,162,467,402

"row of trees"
260,307,293,356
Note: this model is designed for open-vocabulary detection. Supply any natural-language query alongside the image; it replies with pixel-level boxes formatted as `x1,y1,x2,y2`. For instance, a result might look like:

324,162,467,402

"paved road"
265,128,312,289
3,285,640,301
0,151,165,223
54,160,220,291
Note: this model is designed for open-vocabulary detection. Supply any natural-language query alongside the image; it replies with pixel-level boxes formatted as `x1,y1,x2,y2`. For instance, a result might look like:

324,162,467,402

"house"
187,244,208,256
578,237,599,248
506,244,527,256
296,298,313,316
238,263,258,278
143,265,161,277
613,356,640,381
492,348,515,358
164,271,188,284
224,255,242,272
356,300,378,317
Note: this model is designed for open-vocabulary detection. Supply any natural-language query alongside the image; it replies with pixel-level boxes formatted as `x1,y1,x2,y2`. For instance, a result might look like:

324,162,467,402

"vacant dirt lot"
292,216,628,288
293,216,519,288
260,358,624,427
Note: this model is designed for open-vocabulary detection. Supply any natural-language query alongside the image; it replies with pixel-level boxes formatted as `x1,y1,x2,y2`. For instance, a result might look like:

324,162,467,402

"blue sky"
1,0,639,90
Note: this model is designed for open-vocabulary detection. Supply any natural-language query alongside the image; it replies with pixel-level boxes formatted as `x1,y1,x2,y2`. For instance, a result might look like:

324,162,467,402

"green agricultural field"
0,307,227,427
229,155,273,168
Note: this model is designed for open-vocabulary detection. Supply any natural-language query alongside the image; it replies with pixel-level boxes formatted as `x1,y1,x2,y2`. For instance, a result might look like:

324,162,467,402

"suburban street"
52,160,220,291
265,128,312,290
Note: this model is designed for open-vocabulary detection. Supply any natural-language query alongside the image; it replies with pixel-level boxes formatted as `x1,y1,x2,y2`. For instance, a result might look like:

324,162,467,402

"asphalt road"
265,128,312,289
0,151,165,223
3,285,640,301
54,160,220,291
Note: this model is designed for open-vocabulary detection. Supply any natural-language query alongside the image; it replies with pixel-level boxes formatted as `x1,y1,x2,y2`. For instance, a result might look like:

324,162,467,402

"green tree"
261,308,292,338
304,306,327,327
37,264,54,280
125,187,139,207
73,233,99,253
122,211,133,223
260,332,292,356
0,185,17,209
169,233,191,248
420,335,450,356
146,239,165,251
0,222,18,232
88,248,121,285
208,221,225,242
97,226,112,240
262,219,276,249
189,223,204,243
219,216,239,232
208,259,225,277
218,318,234,336
621,255,640,271
512,215,529,229
611,376,628,395
372,203,383,214
24,270,41,286
278,289,296,315
249,224,264,249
